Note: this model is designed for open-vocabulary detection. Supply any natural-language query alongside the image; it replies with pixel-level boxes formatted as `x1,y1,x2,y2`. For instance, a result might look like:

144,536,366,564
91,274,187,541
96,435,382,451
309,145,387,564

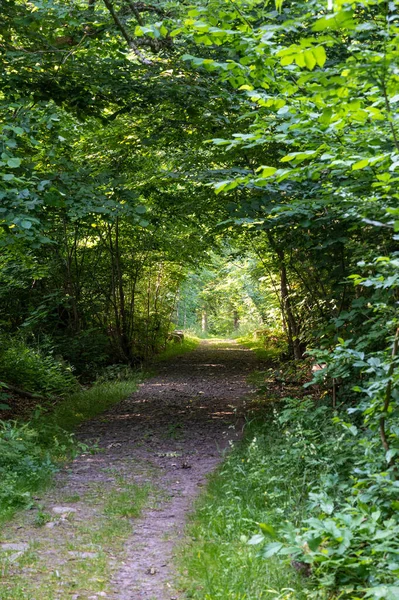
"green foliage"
176,4,399,594
177,250,280,337
0,417,76,522
0,335,78,397
0,0,239,370
243,390,399,599
2,0,399,596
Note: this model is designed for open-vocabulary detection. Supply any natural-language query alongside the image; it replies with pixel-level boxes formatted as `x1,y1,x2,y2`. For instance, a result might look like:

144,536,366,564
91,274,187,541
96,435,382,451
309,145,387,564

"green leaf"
247,533,264,545
258,522,277,538
312,10,355,32
352,159,369,170
262,542,283,558
386,448,398,463
257,166,277,178
308,536,322,552
281,150,318,163
313,46,327,67
365,585,399,599
7,158,21,168
20,220,32,229
280,54,294,66
304,50,316,71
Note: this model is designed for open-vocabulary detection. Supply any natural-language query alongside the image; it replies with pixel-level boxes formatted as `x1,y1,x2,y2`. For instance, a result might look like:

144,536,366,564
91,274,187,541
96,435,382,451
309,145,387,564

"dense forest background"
1,0,399,598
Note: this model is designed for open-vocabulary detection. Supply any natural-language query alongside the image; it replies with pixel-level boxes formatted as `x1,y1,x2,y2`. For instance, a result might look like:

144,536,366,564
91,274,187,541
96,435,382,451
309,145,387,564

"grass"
104,480,151,518
0,476,154,599
154,334,200,362
176,409,308,600
236,334,284,361
0,374,143,524
51,376,142,431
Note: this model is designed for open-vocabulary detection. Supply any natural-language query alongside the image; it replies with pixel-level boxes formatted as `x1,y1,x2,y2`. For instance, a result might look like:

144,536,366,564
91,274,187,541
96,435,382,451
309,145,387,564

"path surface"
0,340,262,600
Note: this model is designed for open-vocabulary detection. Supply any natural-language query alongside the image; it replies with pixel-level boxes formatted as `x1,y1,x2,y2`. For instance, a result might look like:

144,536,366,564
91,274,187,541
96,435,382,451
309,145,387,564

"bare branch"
125,0,144,25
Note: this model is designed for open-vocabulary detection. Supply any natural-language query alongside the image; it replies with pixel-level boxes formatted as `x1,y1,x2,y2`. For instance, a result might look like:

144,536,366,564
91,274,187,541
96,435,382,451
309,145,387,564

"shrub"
0,334,78,397
249,396,399,599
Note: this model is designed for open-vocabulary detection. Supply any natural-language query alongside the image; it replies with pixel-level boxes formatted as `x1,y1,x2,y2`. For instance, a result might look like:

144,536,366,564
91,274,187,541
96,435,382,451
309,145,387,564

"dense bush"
0,334,78,397
248,389,399,599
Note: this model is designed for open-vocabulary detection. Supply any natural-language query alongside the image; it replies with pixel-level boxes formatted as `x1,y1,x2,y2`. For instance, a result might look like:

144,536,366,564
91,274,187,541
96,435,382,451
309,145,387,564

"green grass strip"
176,414,307,600
153,334,200,362
51,377,141,431
236,335,282,361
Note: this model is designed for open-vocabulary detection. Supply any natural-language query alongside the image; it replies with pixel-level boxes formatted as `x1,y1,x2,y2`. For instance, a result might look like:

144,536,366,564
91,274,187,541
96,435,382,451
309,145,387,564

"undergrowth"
0,334,78,399
0,416,80,523
237,330,286,361
0,373,142,523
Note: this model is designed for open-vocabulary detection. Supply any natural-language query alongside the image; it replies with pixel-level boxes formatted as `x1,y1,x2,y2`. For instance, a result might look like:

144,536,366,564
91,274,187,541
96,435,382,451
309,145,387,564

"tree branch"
126,0,144,25
4,383,47,402
102,0,153,65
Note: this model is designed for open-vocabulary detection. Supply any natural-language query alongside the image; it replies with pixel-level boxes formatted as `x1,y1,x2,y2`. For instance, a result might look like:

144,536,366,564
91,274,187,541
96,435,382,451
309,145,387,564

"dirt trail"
0,340,262,600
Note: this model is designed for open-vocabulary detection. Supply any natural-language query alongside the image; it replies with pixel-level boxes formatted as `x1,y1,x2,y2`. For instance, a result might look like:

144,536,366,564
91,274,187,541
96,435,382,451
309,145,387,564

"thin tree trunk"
267,233,303,360
201,310,208,333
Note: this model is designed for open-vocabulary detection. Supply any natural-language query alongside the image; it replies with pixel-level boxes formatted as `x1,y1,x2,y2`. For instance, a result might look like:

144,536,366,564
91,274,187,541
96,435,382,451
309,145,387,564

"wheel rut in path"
1,340,262,600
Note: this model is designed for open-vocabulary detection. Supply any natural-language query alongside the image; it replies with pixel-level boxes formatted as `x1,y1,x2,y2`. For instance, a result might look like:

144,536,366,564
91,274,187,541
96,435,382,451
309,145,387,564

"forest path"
1,340,262,600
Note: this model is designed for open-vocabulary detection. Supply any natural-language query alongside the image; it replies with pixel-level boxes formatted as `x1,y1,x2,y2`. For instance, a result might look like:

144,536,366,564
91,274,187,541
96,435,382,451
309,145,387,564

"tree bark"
267,233,303,360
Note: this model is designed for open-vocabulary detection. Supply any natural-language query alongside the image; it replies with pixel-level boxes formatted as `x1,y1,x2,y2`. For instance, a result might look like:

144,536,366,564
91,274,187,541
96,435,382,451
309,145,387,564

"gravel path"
0,340,262,600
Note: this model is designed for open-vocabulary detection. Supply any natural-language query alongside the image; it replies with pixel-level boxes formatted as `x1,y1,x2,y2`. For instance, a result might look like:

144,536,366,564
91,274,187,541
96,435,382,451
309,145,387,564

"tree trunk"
201,310,208,333
267,233,303,360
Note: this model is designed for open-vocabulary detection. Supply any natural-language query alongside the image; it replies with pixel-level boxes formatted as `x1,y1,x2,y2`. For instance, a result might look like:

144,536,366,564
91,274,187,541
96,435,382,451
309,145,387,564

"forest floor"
0,339,263,600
